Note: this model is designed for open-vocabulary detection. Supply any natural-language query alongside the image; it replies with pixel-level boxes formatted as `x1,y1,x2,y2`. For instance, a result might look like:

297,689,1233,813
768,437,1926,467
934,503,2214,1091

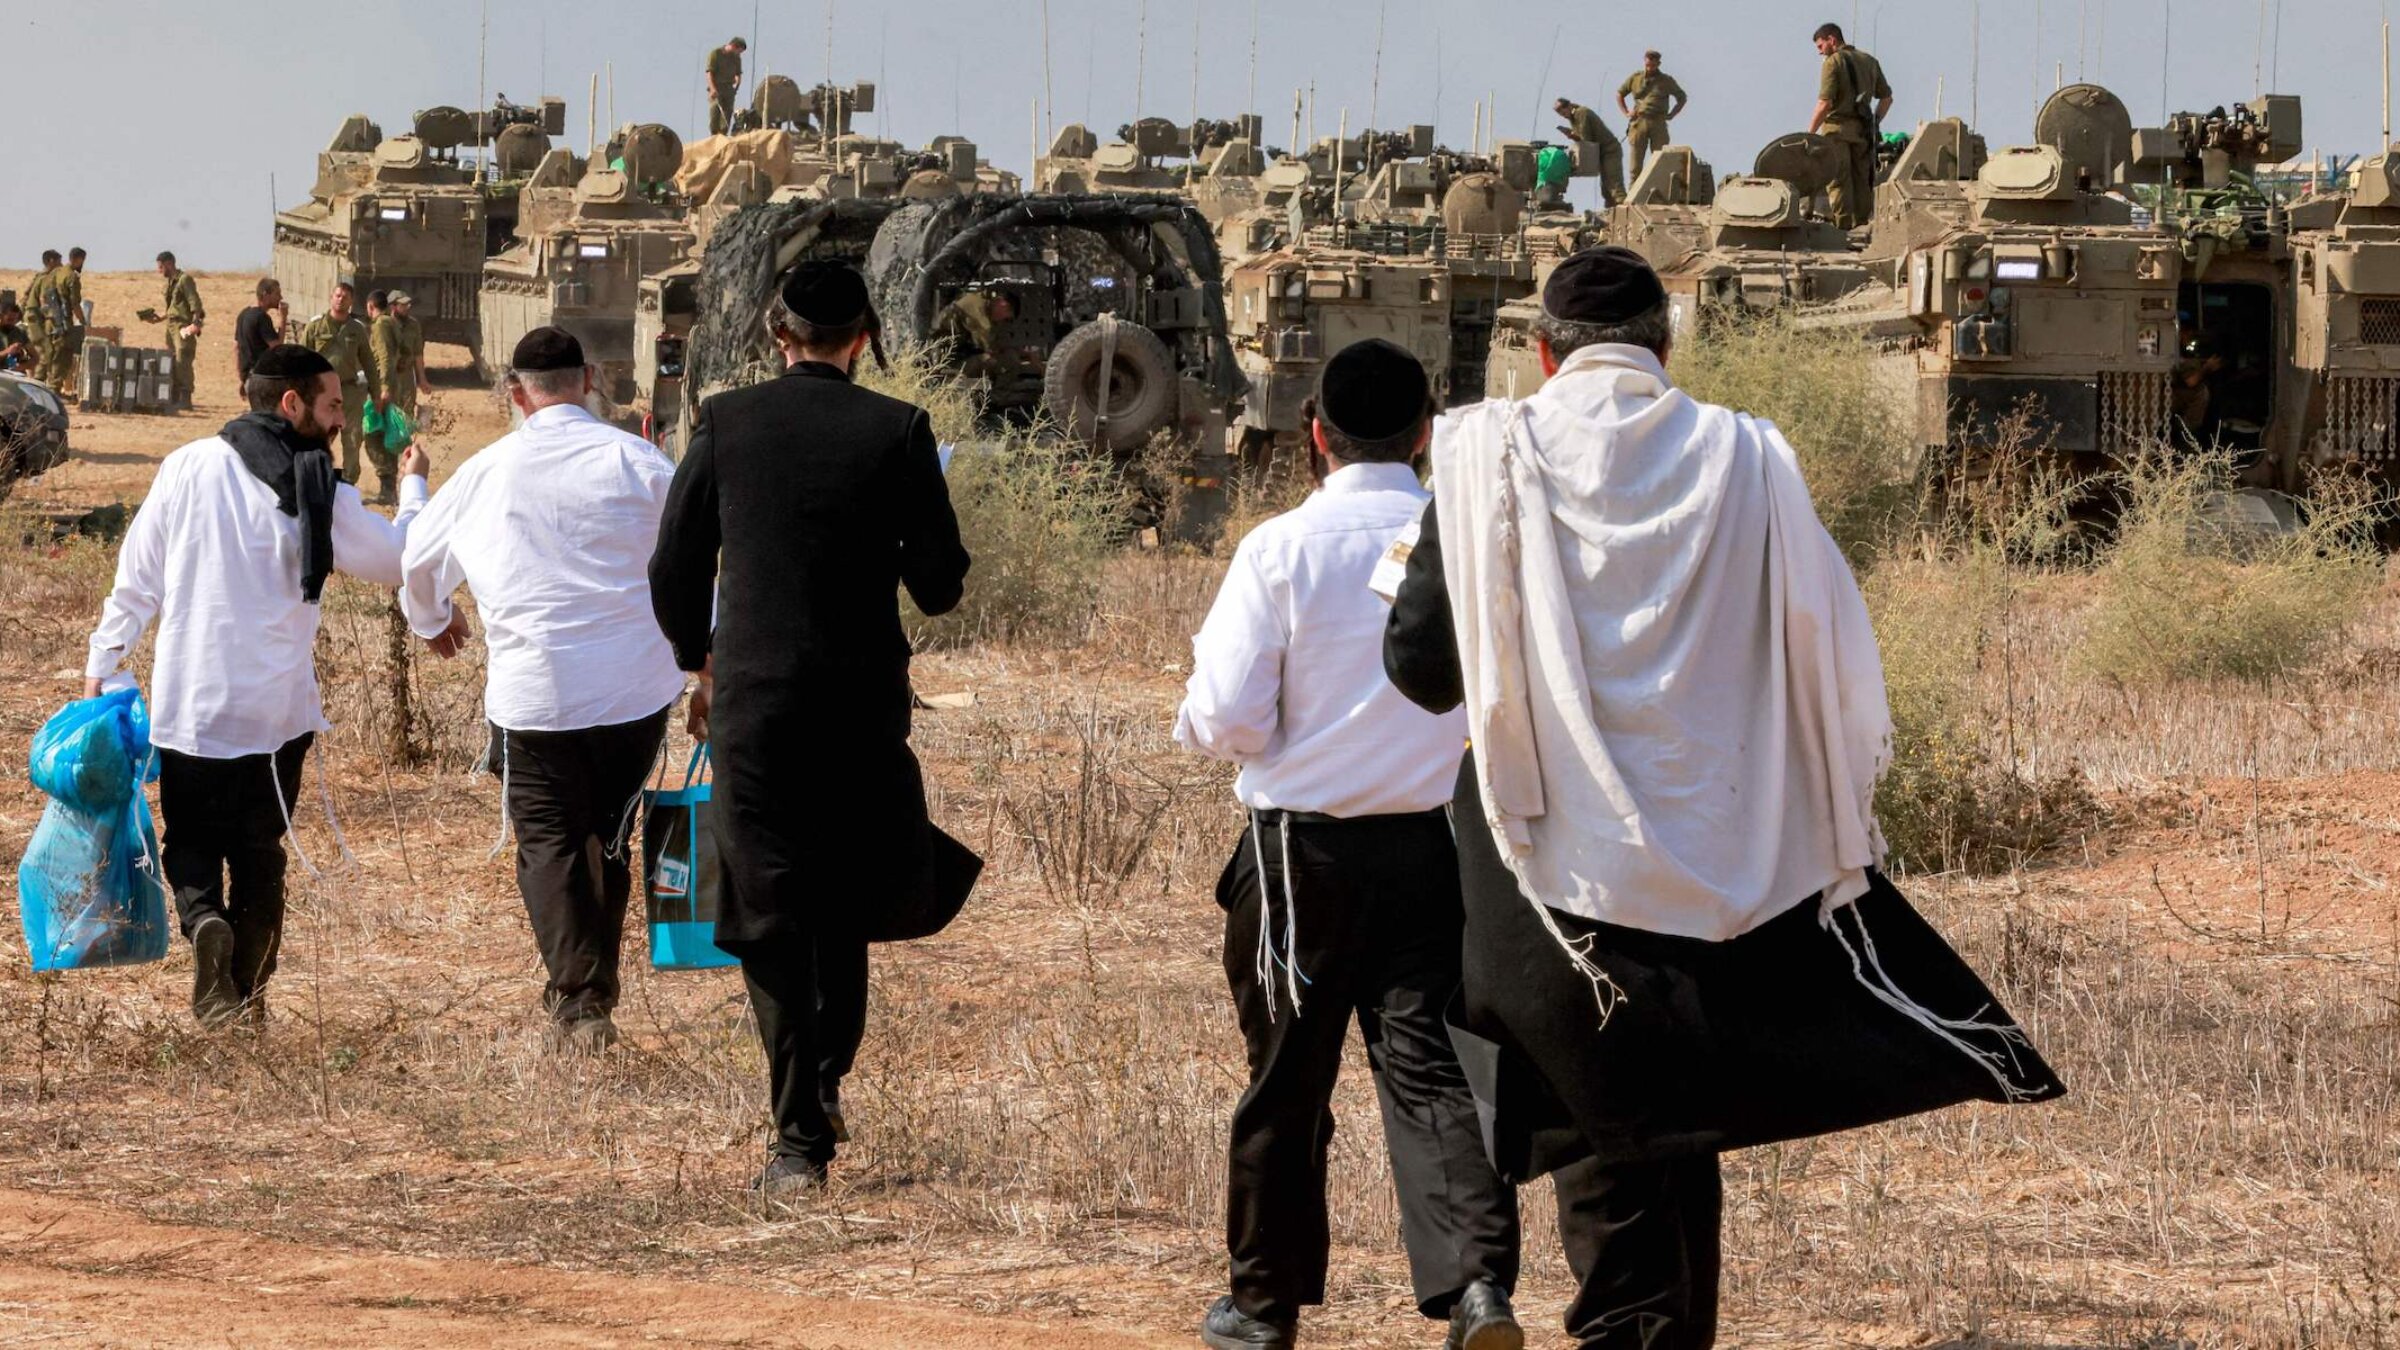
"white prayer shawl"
1430,343,1894,945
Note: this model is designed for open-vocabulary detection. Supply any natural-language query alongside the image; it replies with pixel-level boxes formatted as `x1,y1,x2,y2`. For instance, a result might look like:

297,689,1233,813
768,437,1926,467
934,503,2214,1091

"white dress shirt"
1175,461,1467,817
399,402,685,733
86,435,428,760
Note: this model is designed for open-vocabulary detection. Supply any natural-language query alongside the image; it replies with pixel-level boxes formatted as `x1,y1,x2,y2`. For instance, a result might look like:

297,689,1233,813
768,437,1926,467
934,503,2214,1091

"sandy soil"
0,1186,1179,1348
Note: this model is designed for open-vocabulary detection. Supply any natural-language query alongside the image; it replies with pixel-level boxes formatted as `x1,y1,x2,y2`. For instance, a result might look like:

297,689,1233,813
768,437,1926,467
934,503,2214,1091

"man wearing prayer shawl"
1383,247,2064,1349
648,261,975,1200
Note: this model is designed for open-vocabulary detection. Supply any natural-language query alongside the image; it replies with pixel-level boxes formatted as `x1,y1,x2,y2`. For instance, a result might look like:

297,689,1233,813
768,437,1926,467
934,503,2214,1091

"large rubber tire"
1044,320,1177,452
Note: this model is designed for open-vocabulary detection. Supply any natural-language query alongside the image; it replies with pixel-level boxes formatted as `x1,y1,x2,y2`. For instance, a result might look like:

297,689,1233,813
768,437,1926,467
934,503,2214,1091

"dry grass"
4,342,2400,1346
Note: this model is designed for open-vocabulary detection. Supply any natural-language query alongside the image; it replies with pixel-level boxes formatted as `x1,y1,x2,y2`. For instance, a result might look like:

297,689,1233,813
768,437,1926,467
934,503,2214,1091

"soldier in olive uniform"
60,248,87,395
154,251,206,410
1552,97,1626,208
706,37,747,136
1616,52,1689,182
22,251,65,388
298,281,381,495
1806,22,1892,231
371,290,430,423
0,302,33,374
931,288,1024,381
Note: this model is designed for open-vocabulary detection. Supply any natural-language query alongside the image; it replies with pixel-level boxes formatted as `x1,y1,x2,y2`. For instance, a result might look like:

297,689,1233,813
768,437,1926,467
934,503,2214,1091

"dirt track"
0,1186,1179,1349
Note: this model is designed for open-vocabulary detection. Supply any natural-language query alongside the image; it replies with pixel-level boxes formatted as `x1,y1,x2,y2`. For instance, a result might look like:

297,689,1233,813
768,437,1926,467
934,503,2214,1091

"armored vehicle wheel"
1045,319,1176,451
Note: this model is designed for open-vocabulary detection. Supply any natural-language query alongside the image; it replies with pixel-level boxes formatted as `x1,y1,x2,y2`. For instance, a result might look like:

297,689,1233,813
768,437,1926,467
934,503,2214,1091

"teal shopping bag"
640,744,739,970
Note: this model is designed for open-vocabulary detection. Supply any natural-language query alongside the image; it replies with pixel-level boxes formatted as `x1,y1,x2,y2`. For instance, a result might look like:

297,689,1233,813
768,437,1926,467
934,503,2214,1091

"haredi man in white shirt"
1175,339,1523,1350
402,327,685,1054
85,343,429,1030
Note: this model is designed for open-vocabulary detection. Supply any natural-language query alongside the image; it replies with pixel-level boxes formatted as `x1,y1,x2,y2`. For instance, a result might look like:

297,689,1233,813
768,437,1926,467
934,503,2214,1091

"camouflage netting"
862,193,1243,405
683,196,906,406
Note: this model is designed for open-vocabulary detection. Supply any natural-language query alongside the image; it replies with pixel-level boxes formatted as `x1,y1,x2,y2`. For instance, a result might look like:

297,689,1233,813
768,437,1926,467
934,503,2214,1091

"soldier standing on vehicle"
1552,97,1625,208
706,37,747,137
1616,51,1688,181
1806,22,1892,230
297,282,379,496
149,252,206,411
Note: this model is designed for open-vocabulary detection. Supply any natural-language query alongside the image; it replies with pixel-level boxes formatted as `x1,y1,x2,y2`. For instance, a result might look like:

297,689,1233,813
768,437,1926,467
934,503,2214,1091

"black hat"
510,326,585,372
779,261,874,328
1315,338,1432,442
1541,246,1669,325
250,344,336,379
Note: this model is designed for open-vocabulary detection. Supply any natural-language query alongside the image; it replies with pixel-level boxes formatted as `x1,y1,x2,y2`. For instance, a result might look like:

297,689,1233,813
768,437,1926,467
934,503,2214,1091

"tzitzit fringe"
1821,895,2044,1101
1246,813,1309,1021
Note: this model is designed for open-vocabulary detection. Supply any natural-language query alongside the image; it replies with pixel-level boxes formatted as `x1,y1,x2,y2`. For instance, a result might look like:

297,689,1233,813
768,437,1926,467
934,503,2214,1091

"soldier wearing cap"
402,327,683,1053
1384,248,2063,1348
1552,97,1626,209
1177,338,1524,1350
649,261,973,1199
371,290,430,426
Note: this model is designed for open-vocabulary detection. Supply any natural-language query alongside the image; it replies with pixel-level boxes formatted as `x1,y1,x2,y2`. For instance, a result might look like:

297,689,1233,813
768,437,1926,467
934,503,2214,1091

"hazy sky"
7,0,2390,270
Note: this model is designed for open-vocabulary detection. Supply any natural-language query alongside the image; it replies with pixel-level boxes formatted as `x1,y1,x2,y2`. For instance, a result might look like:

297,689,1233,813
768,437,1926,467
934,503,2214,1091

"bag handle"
682,741,711,788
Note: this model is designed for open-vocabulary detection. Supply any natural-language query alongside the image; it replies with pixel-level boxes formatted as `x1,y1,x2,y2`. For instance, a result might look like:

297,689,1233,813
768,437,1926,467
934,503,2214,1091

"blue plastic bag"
640,745,739,971
28,688,152,813
18,688,169,971
17,794,169,971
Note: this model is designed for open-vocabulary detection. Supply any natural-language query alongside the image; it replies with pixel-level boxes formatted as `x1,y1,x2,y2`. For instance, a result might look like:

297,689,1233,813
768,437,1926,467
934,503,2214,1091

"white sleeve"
85,470,174,681
398,475,467,637
1172,537,1286,762
328,476,426,589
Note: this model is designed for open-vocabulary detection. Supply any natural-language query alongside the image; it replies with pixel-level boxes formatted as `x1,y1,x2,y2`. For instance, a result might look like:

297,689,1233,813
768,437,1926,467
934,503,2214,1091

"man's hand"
81,676,103,699
179,324,199,340
399,443,430,478
686,658,713,739
424,608,471,659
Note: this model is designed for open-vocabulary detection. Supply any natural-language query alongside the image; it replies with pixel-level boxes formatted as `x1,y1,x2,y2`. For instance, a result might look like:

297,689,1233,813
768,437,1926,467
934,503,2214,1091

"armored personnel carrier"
1036,115,1265,206
272,98,565,351
478,127,695,401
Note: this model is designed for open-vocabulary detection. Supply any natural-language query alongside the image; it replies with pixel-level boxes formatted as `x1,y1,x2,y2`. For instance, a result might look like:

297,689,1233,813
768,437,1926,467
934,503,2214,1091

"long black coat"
1384,499,2062,1175
648,360,972,947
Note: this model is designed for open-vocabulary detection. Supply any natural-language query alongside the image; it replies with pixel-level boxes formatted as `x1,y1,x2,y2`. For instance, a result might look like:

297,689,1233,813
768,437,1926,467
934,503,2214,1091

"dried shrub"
2075,452,2385,687
1671,313,1918,560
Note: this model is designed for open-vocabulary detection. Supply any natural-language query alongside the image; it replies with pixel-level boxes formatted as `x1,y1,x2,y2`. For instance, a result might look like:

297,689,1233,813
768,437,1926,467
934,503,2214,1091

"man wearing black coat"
648,261,971,1198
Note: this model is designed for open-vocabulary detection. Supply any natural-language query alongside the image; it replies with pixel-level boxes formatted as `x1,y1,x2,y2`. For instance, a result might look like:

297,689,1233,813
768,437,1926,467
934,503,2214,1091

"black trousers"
1219,809,1521,1325
156,733,312,998
736,931,872,1164
498,707,670,1024
1553,1154,1722,1349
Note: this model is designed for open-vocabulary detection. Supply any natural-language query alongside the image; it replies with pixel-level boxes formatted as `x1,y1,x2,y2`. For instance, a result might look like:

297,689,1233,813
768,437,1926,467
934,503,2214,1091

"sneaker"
190,915,240,1029
750,1154,827,1206
1444,1281,1522,1350
1200,1295,1295,1349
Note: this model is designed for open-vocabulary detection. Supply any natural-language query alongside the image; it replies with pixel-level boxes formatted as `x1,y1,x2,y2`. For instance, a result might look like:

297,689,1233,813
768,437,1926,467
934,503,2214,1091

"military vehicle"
272,98,566,350
635,196,904,449
0,368,70,508
1035,115,1266,207
479,127,696,400
2288,148,2400,470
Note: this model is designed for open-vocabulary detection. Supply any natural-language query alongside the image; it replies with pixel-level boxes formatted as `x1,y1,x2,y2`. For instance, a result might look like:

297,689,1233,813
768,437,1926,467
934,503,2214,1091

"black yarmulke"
250,344,335,379
511,326,585,372
1315,338,1432,442
1541,246,1669,325
780,261,874,327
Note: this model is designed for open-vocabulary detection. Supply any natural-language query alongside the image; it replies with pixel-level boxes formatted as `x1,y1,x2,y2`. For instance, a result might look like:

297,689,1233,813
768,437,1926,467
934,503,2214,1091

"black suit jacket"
649,360,969,688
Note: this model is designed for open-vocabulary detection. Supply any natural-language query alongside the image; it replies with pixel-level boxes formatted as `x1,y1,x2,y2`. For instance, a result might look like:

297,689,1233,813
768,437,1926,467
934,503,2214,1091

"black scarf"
222,411,339,603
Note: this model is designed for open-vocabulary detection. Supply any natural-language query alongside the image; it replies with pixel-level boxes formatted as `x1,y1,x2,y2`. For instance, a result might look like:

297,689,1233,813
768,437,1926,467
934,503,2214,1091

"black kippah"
1541,246,1669,325
511,326,585,372
780,261,873,327
250,344,335,379
1315,337,1432,442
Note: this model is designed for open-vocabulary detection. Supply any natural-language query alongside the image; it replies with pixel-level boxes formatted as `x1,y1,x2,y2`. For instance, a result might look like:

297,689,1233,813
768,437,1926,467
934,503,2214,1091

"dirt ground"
1,273,2395,1348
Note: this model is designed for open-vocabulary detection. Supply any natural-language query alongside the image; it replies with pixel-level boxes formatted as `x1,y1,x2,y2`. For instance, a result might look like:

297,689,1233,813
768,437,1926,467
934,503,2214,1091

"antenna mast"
1368,2,1386,133
1248,0,1260,122
476,0,488,179
1135,0,1149,117
1041,0,1055,146
1186,4,1201,187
